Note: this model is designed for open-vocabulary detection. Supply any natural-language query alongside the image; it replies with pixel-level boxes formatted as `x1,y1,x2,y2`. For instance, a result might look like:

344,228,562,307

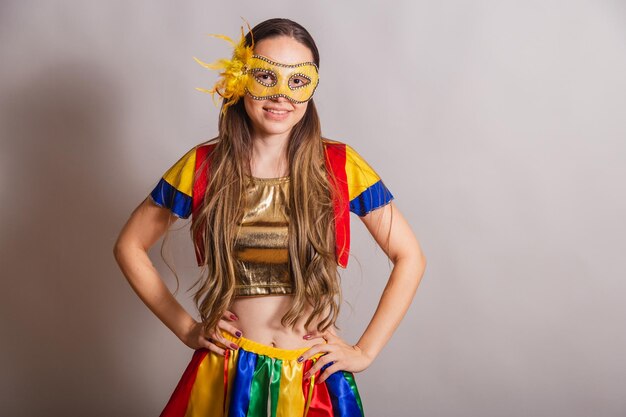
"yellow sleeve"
345,144,394,216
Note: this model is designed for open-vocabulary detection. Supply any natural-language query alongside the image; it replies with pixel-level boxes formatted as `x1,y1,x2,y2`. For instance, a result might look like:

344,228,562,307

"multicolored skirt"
160,329,365,417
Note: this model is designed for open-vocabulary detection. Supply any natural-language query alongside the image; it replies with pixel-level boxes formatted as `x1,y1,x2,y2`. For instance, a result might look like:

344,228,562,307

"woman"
113,18,426,417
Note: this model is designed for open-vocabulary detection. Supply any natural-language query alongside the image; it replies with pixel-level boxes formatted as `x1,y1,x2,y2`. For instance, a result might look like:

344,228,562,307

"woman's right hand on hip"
181,311,242,355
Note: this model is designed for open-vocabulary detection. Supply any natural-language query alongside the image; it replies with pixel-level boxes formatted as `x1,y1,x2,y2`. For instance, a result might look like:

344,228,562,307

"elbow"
113,235,131,264
392,245,426,268
418,252,427,276
415,243,427,268
391,251,426,272
112,239,124,263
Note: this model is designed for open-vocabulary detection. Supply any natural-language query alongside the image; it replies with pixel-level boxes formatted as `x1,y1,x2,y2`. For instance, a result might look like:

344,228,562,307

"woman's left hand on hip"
297,331,373,384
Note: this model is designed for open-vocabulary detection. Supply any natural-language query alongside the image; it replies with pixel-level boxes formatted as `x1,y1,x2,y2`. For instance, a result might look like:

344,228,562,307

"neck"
249,130,290,177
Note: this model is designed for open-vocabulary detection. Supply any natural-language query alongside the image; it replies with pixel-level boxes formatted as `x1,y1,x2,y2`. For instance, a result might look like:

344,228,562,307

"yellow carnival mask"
244,55,319,103
193,19,319,116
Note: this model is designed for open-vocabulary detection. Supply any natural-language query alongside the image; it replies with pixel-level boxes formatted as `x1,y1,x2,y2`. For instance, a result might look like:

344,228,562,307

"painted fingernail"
303,334,311,340
297,356,303,362
235,331,242,337
231,314,238,320
230,343,238,349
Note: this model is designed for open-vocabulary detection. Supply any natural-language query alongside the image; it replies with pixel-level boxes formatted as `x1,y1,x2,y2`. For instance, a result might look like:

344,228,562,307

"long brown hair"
183,18,346,337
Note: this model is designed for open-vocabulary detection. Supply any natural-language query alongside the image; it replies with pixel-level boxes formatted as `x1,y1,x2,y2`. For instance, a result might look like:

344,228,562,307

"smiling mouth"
264,108,291,114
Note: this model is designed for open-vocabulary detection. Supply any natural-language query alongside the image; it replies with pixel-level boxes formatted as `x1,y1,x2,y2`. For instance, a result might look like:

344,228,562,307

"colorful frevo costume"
149,20,394,417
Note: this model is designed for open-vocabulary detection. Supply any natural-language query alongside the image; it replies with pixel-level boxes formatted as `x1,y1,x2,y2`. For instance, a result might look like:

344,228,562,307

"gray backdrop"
1,1,625,416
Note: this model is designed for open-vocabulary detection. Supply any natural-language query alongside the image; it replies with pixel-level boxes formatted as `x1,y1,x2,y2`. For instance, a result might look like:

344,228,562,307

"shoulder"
321,137,376,174
322,137,346,148
196,137,219,151
322,137,394,216
321,137,360,157
166,138,218,173
193,137,220,164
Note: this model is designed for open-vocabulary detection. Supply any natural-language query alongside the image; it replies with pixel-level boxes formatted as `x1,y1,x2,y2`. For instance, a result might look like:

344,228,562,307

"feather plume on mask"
193,20,255,117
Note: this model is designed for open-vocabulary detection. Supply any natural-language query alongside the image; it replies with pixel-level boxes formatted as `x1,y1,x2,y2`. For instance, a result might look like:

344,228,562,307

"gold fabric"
234,175,292,296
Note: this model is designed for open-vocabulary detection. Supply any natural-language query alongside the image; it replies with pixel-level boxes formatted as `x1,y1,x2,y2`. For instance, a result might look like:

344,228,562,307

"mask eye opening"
250,68,278,87
288,73,312,91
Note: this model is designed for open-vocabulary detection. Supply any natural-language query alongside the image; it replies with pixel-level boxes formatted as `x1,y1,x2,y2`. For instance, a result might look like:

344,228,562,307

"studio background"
1,1,625,416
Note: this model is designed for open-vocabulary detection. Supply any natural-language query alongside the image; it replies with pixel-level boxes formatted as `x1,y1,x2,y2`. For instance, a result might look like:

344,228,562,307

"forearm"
355,255,425,361
113,242,196,341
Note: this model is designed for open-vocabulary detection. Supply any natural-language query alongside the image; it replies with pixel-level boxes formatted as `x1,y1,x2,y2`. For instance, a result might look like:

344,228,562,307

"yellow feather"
206,33,236,48
193,18,255,116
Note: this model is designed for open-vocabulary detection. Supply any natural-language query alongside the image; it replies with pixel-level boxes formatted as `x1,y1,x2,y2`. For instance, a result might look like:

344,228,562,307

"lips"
263,107,291,114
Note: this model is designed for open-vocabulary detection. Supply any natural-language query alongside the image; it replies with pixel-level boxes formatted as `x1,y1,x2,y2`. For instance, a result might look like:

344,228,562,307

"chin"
257,112,298,129
259,123,294,135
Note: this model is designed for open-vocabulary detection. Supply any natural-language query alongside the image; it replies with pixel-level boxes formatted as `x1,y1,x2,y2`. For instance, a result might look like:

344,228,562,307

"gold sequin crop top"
233,174,292,296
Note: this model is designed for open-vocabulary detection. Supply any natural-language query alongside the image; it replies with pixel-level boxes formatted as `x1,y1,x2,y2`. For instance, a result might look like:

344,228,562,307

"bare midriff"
229,294,338,350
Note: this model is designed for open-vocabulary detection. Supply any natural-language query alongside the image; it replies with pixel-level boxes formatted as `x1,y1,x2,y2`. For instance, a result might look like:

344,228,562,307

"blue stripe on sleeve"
149,178,193,219
349,180,394,217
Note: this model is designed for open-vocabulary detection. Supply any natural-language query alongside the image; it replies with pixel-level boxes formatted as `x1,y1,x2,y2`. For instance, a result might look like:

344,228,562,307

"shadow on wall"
0,58,162,416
